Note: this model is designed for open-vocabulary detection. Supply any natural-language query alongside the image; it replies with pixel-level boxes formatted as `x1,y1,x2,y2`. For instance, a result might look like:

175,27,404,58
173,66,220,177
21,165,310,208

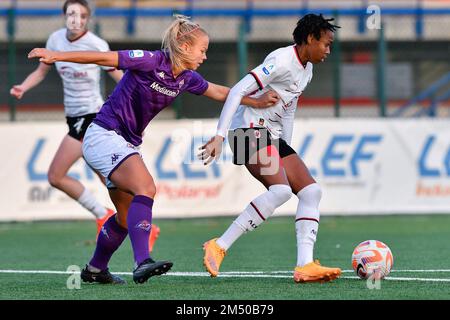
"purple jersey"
94,50,209,146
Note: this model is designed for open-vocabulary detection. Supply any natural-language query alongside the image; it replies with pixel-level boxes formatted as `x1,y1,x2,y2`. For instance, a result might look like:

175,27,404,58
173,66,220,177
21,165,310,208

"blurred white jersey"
230,45,313,142
46,28,115,117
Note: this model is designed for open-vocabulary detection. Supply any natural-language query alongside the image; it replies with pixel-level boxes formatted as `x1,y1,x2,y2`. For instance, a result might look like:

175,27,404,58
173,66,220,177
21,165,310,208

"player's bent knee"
296,184,322,222
47,171,63,188
133,184,157,199
297,183,322,203
147,187,157,199
269,184,293,207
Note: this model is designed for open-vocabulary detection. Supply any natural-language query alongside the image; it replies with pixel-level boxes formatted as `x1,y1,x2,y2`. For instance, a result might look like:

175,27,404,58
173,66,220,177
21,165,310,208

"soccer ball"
351,240,394,280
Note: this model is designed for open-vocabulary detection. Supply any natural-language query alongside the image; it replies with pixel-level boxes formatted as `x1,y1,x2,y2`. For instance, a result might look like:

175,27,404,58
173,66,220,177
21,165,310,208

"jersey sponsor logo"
150,82,179,97
262,63,275,75
128,50,144,58
59,68,88,79
285,81,304,95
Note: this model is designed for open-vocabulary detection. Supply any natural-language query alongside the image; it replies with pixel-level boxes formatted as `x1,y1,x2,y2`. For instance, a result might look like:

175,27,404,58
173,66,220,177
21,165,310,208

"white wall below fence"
1,118,449,221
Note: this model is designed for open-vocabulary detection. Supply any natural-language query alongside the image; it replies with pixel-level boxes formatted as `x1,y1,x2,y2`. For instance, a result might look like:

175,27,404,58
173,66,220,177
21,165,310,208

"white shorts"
82,123,141,188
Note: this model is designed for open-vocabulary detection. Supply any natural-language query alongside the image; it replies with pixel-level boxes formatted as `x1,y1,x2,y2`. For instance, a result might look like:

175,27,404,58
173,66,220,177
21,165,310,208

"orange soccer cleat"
96,208,115,238
149,224,160,253
203,238,227,277
293,260,342,283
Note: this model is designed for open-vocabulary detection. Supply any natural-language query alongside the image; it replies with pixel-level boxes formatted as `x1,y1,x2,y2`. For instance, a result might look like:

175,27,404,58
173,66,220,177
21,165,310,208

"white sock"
217,184,292,251
295,183,321,267
296,220,317,266
77,188,107,219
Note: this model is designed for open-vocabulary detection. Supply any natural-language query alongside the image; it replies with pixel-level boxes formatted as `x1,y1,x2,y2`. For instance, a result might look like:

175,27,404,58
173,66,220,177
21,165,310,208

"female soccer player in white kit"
10,0,159,247
200,14,342,283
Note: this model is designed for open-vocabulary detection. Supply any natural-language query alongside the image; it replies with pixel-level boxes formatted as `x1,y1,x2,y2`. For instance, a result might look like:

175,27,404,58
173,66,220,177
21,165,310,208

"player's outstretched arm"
199,74,269,165
203,82,279,108
28,48,119,68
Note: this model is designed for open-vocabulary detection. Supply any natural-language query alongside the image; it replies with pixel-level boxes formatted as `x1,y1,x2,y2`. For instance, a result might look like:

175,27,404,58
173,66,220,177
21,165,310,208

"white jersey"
46,28,115,117
219,45,313,143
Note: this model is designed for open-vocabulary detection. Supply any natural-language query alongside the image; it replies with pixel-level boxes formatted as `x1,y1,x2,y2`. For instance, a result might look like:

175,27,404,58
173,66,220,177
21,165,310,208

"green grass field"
0,215,449,300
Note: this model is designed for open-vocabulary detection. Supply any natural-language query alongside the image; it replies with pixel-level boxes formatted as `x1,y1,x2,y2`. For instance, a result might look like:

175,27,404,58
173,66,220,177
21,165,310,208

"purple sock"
89,214,128,270
127,195,153,266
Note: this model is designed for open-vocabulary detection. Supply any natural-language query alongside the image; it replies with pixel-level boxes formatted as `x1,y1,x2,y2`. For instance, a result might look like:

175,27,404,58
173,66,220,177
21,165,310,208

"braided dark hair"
293,14,340,45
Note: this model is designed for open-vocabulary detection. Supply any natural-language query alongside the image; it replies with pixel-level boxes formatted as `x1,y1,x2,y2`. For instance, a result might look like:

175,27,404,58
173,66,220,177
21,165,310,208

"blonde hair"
162,15,208,71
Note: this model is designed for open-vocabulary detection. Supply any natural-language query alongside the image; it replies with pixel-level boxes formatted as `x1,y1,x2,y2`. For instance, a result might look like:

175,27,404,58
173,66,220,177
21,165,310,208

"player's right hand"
10,85,25,99
198,135,224,165
28,48,57,64
257,90,280,108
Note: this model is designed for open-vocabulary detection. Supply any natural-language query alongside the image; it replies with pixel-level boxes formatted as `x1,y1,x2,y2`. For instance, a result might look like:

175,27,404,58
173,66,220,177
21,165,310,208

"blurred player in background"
28,14,279,284
200,14,342,283
10,0,160,251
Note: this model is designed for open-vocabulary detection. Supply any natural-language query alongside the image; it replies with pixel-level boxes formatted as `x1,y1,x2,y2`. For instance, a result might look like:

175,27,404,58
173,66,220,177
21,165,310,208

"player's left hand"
198,135,224,165
28,48,57,64
255,90,280,108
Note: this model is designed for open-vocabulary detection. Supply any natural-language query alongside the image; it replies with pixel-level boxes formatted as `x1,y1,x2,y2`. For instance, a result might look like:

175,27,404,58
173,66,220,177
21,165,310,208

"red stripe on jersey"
250,202,266,221
249,71,264,90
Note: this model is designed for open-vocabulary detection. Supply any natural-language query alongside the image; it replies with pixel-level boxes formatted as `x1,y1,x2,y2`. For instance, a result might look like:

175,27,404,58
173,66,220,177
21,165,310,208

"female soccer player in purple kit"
29,15,279,284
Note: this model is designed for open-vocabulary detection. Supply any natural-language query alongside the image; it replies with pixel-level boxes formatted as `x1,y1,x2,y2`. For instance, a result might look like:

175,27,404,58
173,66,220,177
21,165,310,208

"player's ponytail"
162,14,207,71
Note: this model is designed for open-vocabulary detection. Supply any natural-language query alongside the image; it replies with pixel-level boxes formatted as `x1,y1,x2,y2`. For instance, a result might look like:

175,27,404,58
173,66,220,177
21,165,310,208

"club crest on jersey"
262,64,275,75
258,118,265,126
129,50,144,58
179,79,185,88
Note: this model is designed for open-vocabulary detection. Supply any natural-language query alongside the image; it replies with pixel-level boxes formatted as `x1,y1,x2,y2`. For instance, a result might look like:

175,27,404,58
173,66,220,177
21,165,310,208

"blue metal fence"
2,4,450,119
2,7,450,37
